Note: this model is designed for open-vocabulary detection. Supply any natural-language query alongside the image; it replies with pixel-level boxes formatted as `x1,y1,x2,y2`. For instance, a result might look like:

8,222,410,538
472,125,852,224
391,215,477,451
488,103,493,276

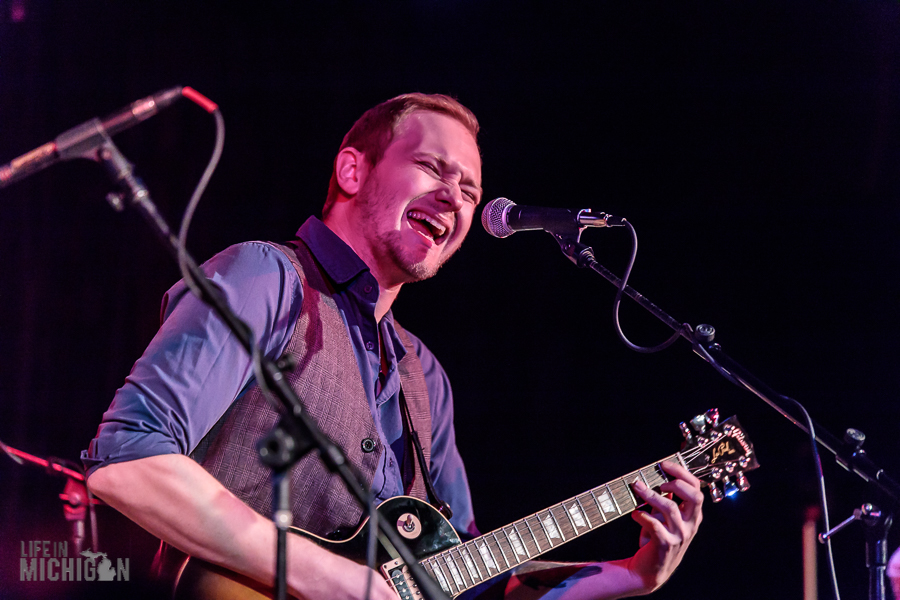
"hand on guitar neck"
604,460,704,597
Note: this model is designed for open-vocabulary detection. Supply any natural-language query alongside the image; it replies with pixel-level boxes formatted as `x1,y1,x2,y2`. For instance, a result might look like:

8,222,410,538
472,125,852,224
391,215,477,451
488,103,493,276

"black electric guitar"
175,410,759,599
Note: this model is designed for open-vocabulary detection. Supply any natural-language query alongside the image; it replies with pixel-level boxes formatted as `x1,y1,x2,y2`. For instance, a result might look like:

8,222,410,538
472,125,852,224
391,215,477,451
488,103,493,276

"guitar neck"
417,453,684,597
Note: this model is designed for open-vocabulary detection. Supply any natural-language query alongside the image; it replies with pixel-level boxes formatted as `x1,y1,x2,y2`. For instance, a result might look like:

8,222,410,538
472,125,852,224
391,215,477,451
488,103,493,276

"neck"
374,285,400,323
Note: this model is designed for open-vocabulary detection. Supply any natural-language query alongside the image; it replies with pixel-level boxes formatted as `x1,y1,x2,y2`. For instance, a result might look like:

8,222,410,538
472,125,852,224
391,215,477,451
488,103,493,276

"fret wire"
448,454,698,594
590,489,609,522
474,539,495,574
433,559,457,595
548,508,566,542
659,461,673,483
622,475,639,508
457,544,483,589
638,468,652,489
607,484,622,515
522,518,542,553
575,495,593,528
464,542,484,581
535,511,553,546
492,531,513,567
445,552,468,592
644,463,665,487
456,545,479,584
622,478,639,511
483,538,502,573
474,540,492,577
609,479,631,508
558,502,577,536
510,524,532,559
428,560,452,595
454,548,475,590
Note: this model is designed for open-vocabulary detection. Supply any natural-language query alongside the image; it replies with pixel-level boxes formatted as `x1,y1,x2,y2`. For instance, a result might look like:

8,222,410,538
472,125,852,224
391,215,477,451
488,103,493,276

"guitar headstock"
679,409,760,502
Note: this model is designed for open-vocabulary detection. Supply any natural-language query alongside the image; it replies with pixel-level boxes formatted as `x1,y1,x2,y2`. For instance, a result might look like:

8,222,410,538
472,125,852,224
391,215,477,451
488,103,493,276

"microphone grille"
481,197,515,238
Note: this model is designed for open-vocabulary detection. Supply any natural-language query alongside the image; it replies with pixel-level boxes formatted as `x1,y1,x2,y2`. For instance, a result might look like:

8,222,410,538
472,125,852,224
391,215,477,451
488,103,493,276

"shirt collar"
296,216,370,288
295,216,408,362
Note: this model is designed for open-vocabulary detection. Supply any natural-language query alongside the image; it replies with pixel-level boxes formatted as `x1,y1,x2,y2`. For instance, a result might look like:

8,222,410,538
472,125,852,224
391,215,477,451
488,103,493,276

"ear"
334,147,367,197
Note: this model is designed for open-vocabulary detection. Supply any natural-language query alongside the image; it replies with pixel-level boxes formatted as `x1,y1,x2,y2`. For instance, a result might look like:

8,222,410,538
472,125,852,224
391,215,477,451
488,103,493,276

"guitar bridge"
381,558,423,599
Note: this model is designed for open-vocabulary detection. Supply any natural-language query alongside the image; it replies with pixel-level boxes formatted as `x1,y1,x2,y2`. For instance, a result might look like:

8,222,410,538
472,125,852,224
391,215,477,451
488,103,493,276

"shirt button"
363,284,373,294
361,438,376,453
365,341,375,351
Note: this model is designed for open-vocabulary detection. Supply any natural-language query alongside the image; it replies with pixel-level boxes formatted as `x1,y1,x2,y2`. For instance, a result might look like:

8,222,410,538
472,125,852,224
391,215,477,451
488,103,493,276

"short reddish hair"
323,93,480,216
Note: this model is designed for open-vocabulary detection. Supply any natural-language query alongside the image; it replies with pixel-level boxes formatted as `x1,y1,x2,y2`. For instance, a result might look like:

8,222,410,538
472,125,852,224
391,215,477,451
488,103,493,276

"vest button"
361,438,376,453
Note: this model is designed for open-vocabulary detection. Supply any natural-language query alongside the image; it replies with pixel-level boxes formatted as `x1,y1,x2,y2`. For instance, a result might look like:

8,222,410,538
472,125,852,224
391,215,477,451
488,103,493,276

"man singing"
83,93,703,599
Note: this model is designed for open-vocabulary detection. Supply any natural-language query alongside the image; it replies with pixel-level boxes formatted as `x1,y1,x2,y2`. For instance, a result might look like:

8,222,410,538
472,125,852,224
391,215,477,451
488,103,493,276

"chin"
400,259,441,282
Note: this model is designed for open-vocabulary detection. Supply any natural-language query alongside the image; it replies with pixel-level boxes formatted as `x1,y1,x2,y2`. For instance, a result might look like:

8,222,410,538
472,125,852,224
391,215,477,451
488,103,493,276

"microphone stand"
550,227,899,600
1,440,101,555
92,136,450,600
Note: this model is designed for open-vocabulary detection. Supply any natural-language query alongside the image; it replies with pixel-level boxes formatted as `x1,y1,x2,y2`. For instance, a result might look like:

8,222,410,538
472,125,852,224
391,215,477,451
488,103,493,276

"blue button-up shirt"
82,217,476,537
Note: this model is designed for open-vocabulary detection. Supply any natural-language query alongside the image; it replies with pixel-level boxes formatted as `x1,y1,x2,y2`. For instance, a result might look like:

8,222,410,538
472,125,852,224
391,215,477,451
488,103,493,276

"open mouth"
407,210,449,242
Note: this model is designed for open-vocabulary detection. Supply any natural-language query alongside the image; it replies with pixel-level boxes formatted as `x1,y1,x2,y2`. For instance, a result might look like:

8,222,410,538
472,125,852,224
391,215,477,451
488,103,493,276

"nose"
435,180,464,212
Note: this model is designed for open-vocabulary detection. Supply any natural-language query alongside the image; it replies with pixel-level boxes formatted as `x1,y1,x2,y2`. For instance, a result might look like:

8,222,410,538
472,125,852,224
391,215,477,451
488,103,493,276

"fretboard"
419,454,683,597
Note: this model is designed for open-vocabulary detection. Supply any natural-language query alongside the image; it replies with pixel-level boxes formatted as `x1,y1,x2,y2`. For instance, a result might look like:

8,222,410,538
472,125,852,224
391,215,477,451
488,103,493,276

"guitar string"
413,440,745,595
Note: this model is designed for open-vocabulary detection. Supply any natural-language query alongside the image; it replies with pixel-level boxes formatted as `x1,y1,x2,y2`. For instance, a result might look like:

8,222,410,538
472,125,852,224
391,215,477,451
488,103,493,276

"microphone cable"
610,221,685,353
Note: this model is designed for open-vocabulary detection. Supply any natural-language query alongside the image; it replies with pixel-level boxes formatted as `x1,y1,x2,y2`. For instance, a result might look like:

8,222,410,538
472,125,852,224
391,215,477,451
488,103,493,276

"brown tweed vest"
194,239,433,537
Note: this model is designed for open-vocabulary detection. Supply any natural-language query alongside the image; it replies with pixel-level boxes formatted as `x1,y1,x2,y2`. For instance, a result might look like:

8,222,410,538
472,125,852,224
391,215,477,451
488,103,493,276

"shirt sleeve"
82,242,302,476
404,331,479,539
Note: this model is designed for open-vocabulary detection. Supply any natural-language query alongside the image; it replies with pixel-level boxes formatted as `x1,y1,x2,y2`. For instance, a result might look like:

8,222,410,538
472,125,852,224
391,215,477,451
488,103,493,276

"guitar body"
174,497,459,599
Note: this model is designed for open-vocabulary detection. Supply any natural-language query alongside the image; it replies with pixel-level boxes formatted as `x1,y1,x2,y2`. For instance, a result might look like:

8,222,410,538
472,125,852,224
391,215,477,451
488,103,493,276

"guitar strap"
397,385,454,519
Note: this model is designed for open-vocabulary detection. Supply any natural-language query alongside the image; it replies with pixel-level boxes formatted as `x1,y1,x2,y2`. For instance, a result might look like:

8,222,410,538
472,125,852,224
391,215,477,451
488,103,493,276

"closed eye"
419,161,440,176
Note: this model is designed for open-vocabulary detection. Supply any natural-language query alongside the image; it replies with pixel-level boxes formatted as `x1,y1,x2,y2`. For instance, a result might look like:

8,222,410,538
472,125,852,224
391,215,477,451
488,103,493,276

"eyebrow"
422,153,483,194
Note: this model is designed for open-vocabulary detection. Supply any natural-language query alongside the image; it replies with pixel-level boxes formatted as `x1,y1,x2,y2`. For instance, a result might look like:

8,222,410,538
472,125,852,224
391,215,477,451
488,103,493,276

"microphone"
0,86,185,188
481,197,625,238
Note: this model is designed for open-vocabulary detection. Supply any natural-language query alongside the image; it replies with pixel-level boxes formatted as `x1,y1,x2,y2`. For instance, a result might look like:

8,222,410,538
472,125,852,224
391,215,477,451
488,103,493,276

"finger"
657,478,705,523
631,480,686,534
659,460,702,489
631,509,677,547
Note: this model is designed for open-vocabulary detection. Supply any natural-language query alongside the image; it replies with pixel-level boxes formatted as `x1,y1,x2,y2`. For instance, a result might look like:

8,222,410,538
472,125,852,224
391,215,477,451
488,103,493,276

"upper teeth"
407,210,447,237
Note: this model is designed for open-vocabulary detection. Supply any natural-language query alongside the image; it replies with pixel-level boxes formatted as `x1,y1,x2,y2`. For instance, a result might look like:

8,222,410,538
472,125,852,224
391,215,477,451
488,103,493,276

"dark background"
1,1,899,599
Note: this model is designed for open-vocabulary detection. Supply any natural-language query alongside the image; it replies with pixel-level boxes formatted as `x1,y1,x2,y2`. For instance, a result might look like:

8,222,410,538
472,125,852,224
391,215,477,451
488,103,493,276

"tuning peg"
679,421,693,442
739,455,750,469
710,467,723,480
690,414,707,435
704,408,720,428
725,461,736,474
709,481,724,502
737,471,750,492
723,476,739,497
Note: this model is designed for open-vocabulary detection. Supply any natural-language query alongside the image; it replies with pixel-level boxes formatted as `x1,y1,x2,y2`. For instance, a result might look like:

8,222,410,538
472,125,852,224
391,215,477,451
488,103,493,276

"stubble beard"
358,179,453,283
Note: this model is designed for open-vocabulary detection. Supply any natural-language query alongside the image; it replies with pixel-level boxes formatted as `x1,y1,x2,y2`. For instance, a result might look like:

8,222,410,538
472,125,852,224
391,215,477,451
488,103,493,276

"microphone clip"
551,229,596,268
